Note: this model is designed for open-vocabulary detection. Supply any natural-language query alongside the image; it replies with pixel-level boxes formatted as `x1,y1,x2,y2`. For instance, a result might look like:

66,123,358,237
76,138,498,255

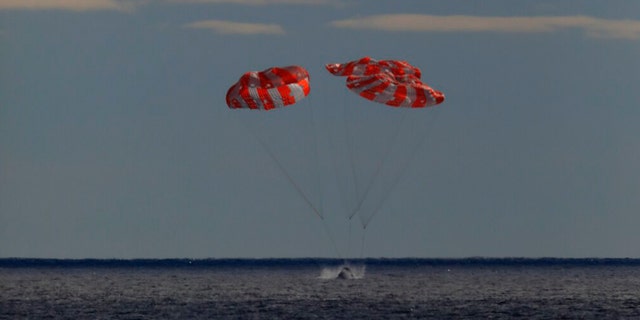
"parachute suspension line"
343,91,360,217
349,110,409,221
319,82,345,215
347,216,353,258
359,226,367,258
327,111,351,218
361,108,443,228
320,213,343,259
236,112,342,258
304,95,324,217
327,87,354,220
255,131,323,219
232,113,324,219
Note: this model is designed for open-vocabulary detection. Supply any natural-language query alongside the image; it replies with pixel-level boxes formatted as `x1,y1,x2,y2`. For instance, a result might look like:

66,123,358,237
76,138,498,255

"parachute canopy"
326,57,444,108
226,65,310,110
346,71,444,107
326,56,422,78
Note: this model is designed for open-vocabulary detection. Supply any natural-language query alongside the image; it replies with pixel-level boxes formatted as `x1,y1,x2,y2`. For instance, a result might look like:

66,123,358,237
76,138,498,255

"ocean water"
1,258,640,319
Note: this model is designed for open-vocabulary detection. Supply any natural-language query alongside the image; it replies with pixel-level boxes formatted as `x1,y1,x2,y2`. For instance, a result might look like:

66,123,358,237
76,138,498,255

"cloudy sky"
1,0,639,259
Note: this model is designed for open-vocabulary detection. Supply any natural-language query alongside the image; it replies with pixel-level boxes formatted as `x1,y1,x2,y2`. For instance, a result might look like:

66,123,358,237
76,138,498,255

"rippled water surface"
1,259,640,319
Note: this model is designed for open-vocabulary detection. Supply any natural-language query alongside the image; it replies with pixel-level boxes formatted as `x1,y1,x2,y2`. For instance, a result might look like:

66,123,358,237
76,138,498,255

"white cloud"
329,14,640,40
0,0,137,11
185,20,285,35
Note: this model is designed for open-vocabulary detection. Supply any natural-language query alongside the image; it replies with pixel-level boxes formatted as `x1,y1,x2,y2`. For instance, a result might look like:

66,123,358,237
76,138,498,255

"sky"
1,0,639,259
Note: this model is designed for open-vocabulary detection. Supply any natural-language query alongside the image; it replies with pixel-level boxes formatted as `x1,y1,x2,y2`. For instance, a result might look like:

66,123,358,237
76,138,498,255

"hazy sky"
1,0,639,259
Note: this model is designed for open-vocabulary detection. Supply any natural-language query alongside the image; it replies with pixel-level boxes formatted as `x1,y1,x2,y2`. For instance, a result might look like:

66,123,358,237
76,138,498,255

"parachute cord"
327,113,351,217
306,96,324,218
349,110,409,220
347,217,353,258
343,92,360,215
320,215,343,259
326,87,354,220
254,130,323,219
362,109,443,228
316,82,349,220
359,227,367,259
232,112,323,219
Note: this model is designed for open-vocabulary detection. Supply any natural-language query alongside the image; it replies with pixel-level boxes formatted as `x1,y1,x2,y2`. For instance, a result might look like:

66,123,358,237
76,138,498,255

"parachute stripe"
288,82,306,104
273,85,289,106
246,87,260,109
387,85,407,107
412,85,426,108
259,86,275,110
344,72,444,108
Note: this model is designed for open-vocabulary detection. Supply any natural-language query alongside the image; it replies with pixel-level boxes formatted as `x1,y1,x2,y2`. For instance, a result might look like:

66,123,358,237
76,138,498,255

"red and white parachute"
225,64,323,220
324,56,445,230
226,65,310,110
225,59,445,255
325,56,422,78
325,56,444,108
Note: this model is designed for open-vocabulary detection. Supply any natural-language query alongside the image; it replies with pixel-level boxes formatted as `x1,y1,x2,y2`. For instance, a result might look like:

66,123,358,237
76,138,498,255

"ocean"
1,258,639,319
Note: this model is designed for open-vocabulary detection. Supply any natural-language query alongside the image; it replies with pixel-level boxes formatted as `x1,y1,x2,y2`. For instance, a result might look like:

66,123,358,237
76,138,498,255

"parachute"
346,72,444,107
226,65,322,218
326,56,444,108
325,56,445,231
326,56,421,78
226,65,310,110
225,59,445,258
